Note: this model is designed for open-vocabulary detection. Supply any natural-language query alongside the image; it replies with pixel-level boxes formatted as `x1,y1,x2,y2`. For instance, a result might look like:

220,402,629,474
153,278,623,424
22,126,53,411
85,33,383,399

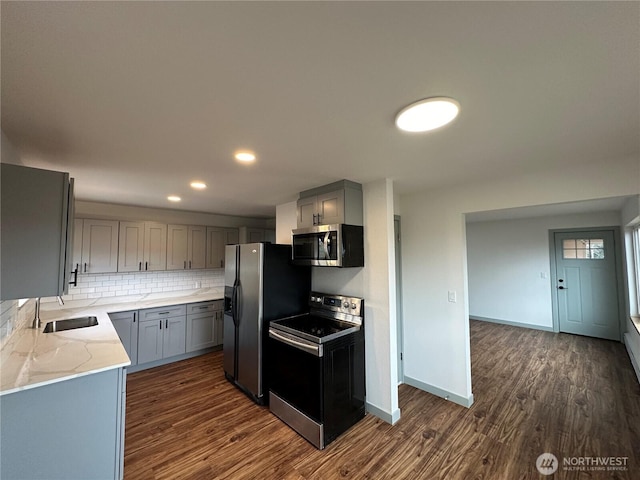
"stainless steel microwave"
291,224,364,267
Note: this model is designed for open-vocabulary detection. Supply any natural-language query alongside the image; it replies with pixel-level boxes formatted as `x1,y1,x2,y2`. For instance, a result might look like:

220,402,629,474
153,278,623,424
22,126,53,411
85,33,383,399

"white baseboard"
404,376,474,408
469,315,554,332
365,402,401,425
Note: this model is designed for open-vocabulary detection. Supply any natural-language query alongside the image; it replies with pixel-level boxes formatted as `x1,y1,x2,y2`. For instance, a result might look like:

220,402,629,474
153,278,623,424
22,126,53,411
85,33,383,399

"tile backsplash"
41,268,225,303
0,299,36,348
1,269,224,346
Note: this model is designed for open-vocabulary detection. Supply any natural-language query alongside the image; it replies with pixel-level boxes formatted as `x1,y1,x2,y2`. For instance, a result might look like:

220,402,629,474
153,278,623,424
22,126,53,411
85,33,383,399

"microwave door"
320,232,330,260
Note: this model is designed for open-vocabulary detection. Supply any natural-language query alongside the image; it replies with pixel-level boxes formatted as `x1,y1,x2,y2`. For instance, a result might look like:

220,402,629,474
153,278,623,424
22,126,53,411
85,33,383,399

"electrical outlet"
448,290,457,303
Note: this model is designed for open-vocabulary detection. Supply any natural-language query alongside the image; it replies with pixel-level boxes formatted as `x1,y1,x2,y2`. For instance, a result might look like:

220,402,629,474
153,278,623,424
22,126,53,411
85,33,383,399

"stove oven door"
267,328,324,446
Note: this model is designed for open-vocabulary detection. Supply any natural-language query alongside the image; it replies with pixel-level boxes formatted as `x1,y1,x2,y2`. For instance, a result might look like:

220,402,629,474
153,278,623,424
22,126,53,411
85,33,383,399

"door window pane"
562,238,605,260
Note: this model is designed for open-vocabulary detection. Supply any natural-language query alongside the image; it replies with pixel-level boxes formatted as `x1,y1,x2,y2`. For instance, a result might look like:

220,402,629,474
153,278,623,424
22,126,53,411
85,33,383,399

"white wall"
400,156,639,406
75,200,273,228
275,201,297,244
297,179,400,424
467,211,621,330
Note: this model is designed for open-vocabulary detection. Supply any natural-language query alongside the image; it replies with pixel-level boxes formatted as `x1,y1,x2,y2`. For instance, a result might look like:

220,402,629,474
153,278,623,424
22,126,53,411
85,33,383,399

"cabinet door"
297,196,317,228
144,222,167,271
188,226,207,269
225,228,239,245
214,310,224,346
206,228,239,269
163,316,187,358
110,311,138,365
206,227,225,269
137,319,163,364
186,312,215,352
1,164,73,300
317,189,345,225
118,222,144,272
166,224,188,270
81,220,119,273
247,228,265,243
72,219,84,273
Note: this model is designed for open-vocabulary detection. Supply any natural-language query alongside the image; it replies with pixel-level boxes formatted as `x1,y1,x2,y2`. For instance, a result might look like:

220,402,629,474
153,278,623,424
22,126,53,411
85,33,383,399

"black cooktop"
270,314,360,344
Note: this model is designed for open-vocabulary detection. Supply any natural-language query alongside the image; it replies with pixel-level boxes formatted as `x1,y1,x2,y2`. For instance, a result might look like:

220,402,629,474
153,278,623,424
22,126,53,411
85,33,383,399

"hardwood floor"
125,321,640,479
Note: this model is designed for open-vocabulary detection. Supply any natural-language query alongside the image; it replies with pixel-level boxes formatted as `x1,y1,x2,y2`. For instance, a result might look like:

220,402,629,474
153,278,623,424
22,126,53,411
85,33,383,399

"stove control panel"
309,292,363,318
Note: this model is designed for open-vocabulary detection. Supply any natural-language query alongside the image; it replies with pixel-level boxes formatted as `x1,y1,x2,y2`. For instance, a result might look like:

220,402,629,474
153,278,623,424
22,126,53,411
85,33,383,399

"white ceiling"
2,2,638,218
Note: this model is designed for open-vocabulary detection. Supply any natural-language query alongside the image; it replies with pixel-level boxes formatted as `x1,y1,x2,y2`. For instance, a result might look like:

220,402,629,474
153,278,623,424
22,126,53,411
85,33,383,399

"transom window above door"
562,239,605,259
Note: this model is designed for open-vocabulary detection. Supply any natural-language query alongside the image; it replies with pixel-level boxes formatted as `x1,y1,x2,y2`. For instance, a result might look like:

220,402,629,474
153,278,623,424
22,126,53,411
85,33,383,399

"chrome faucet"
32,297,42,329
56,296,65,306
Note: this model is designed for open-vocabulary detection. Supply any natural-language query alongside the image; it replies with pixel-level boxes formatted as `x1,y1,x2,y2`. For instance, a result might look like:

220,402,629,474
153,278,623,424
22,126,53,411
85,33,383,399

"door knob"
558,286,566,290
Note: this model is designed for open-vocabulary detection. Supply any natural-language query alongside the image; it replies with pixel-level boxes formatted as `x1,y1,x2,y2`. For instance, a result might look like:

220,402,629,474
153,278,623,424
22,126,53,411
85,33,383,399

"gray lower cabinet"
0,367,126,480
137,305,186,364
186,300,224,352
109,310,138,366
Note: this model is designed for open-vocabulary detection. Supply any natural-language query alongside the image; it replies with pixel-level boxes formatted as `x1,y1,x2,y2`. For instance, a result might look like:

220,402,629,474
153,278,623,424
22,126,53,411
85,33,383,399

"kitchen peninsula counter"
0,288,223,396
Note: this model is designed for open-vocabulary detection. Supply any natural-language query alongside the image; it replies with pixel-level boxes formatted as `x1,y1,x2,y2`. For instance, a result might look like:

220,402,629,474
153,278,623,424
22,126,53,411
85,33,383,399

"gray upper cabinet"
167,225,206,270
237,227,275,244
1,164,74,300
206,227,239,269
118,221,167,272
80,219,119,274
296,180,363,228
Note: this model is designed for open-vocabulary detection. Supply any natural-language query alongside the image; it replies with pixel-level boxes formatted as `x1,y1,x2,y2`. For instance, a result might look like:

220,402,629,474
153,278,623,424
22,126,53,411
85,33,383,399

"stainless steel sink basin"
43,316,98,333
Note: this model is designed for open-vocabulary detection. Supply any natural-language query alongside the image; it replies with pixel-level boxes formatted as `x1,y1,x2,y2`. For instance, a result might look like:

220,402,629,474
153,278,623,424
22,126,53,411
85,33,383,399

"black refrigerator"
223,243,310,405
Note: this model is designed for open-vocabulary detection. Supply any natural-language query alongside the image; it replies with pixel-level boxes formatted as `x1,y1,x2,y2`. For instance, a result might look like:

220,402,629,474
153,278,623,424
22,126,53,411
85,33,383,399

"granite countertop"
0,288,224,396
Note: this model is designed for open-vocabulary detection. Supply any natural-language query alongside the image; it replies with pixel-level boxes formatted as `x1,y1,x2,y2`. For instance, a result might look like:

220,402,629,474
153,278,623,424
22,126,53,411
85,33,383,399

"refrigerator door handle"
236,281,243,324
232,280,240,326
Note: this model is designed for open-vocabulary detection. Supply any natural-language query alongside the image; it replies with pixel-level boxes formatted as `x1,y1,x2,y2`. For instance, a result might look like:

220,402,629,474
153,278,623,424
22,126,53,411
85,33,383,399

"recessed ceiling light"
190,181,207,190
167,195,181,202
235,151,256,163
395,97,460,132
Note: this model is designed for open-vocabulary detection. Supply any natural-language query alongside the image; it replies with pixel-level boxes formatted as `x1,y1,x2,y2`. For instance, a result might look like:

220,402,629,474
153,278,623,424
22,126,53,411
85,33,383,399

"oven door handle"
269,329,323,357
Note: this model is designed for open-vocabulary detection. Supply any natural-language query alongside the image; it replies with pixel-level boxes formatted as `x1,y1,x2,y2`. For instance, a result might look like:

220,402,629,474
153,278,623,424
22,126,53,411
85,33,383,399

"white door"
553,230,620,340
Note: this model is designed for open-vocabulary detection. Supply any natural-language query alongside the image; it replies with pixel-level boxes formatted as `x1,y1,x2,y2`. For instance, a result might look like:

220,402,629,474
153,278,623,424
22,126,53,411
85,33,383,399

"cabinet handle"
184,261,187,269
69,265,79,287
159,320,162,330
145,261,148,271
139,262,142,271
84,262,87,273
312,214,317,225
158,311,171,315
220,259,223,268
165,319,168,329
198,306,209,310
189,260,192,269
133,312,136,323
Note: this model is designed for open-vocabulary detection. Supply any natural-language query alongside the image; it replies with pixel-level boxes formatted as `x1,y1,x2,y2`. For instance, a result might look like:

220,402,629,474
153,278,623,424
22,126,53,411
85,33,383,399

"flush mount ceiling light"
235,151,256,163
395,97,460,132
190,181,207,190
167,195,181,202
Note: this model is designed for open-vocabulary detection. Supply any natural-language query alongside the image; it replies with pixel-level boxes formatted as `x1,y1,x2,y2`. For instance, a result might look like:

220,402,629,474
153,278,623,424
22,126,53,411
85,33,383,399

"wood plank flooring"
125,320,640,479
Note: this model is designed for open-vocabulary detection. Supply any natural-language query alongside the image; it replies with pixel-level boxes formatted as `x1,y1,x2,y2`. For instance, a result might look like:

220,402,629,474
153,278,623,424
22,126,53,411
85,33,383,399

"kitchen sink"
43,316,98,333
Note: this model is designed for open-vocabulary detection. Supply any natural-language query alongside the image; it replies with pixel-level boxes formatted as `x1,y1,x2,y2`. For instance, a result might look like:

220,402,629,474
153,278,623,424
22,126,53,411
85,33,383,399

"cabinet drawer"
187,300,223,315
109,310,137,321
139,304,186,322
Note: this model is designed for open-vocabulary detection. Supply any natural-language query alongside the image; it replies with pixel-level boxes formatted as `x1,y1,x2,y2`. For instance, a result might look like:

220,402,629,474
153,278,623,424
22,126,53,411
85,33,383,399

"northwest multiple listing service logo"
536,452,629,475
536,453,559,475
